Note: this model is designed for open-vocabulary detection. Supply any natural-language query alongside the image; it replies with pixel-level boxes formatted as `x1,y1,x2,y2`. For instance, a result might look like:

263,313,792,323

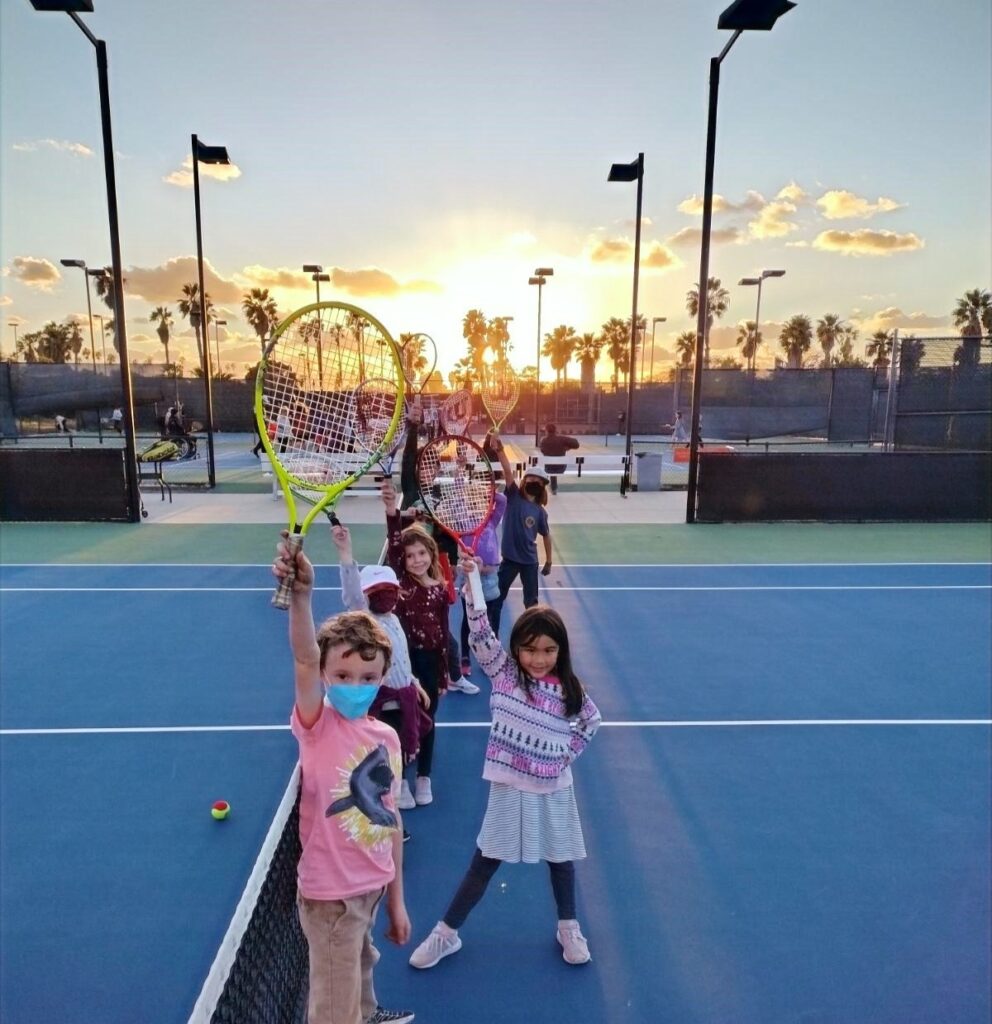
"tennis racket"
479,356,520,431
256,301,405,609
416,434,496,610
400,332,438,397
352,378,406,479
438,388,472,438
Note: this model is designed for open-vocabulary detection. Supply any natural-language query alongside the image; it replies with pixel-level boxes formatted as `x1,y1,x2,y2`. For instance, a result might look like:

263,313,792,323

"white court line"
2,560,989,568
2,585,989,593
3,719,990,736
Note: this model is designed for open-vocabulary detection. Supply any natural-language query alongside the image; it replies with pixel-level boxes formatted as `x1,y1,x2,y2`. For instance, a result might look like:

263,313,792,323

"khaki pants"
297,888,384,1024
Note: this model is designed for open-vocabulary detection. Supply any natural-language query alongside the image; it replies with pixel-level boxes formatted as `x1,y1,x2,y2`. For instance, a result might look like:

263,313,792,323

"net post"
883,330,901,452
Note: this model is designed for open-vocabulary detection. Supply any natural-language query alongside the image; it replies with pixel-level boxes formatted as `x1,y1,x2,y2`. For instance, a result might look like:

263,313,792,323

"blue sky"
2,0,989,375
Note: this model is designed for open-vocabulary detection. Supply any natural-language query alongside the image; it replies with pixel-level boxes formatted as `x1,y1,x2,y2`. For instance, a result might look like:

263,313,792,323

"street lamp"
191,134,230,487
213,319,227,377
32,0,141,519
93,314,108,366
302,264,330,385
528,268,553,445
61,259,99,375
738,269,785,372
685,0,796,524
6,321,20,360
650,316,667,386
608,153,645,497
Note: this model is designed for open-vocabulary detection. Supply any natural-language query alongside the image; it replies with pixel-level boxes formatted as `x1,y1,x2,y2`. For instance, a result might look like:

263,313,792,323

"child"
455,488,507,675
408,562,601,969
272,535,414,1024
332,522,431,817
488,433,554,628
382,479,454,805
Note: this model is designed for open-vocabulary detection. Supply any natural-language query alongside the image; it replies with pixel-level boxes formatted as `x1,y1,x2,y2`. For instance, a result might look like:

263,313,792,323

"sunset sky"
2,0,989,378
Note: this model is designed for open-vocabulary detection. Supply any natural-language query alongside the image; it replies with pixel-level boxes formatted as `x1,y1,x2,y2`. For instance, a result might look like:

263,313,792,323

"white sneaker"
448,677,480,695
409,924,462,969
397,779,416,810
414,776,433,805
556,921,591,964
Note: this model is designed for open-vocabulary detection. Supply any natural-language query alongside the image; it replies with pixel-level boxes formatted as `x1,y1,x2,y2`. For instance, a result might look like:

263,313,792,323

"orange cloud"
812,229,924,256
8,256,60,291
748,200,799,239
241,266,310,290
677,191,765,215
330,268,443,296
642,243,680,270
588,239,632,263
857,306,949,332
124,256,243,303
816,190,903,220
667,226,743,248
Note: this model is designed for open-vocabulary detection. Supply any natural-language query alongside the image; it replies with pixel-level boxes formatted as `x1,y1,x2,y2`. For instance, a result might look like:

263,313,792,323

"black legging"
409,647,442,777
443,848,575,928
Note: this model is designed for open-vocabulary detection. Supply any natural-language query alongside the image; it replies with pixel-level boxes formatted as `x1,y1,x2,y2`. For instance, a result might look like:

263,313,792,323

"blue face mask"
325,683,379,719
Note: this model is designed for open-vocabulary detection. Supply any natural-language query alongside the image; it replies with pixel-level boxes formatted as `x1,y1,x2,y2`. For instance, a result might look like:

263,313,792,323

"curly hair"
317,610,392,675
399,522,442,581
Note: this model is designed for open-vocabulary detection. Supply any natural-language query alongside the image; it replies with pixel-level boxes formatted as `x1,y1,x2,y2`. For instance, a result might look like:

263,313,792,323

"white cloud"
856,306,950,332
748,200,799,239
815,189,904,220
677,191,765,216
667,226,743,248
12,139,93,157
163,156,242,188
0,295,12,307
776,181,809,203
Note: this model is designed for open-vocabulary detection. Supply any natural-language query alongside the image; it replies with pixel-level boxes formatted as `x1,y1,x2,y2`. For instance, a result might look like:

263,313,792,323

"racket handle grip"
467,567,486,612
272,532,304,610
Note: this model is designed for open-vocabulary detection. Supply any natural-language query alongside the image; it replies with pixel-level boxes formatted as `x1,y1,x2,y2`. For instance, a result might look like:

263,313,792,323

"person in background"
54,414,70,434
111,407,124,434
670,411,689,443
538,423,579,496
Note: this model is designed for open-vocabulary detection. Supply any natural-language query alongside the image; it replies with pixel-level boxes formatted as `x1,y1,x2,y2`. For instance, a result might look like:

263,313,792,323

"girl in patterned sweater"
409,562,601,969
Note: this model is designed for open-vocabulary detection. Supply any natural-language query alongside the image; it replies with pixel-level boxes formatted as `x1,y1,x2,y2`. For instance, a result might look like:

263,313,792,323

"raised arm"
490,432,515,484
565,693,602,766
272,533,322,728
332,523,367,612
399,402,422,510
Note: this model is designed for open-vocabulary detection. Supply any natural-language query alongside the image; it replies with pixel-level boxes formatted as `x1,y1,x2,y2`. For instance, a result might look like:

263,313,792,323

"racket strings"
261,306,402,486
480,362,520,426
417,438,496,536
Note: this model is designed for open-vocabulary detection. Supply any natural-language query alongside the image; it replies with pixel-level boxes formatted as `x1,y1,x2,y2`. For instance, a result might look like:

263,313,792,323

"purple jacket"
462,491,506,566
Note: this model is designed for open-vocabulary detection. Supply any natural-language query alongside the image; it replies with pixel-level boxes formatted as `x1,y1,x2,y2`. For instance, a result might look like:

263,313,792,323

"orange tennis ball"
211,800,231,820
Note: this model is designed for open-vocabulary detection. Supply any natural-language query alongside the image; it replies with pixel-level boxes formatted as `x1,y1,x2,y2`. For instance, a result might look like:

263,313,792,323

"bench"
137,459,173,502
520,454,630,478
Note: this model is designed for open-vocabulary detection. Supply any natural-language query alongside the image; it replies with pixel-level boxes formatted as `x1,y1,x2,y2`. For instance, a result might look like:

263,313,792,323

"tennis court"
1,502,989,1024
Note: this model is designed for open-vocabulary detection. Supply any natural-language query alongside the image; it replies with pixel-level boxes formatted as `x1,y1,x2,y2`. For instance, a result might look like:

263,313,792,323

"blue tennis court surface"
2,558,990,1023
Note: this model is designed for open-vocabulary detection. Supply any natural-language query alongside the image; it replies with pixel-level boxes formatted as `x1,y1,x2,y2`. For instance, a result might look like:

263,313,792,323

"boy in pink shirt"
274,534,414,1024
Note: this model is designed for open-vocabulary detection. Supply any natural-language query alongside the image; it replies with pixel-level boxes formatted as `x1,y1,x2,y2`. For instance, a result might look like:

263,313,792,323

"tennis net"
187,764,308,1024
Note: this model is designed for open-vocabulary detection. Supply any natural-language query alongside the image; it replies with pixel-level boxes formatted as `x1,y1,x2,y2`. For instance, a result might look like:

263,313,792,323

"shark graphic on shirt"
325,743,397,828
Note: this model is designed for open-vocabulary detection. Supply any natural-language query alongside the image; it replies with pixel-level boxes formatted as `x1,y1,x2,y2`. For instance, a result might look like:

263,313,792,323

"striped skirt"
476,782,586,863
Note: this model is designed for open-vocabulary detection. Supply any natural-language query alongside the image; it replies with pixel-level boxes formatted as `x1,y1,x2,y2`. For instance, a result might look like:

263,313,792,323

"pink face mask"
367,589,399,615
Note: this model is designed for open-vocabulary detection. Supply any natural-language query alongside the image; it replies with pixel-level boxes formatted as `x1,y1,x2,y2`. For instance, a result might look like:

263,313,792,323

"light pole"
32,0,141,519
738,269,785,372
608,153,645,497
94,314,108,366
6,321,19,360
685,0,796,524
649,316,667,385
213,319,227,377
302,265,329,384
528,268,553,445
61,259,99,375
191,134,230,487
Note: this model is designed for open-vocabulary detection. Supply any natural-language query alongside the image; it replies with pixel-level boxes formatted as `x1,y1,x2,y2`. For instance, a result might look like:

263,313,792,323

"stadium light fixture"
213,318,227,377
33,0,141,518
607,153,645,497
686,0,796,524
738,269,786,373
61,258,99,376
650,316,667,386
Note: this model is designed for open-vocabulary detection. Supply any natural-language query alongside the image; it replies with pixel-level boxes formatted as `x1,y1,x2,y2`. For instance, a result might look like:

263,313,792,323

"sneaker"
409,924,462,969
448,677,480,695
556,921,591,964
366,1007,415,1024
397,779,416,810
460,656,471,676
414,776,433,806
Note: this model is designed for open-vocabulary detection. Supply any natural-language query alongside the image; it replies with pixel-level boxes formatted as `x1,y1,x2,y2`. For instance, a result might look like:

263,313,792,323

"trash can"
634,451,663,491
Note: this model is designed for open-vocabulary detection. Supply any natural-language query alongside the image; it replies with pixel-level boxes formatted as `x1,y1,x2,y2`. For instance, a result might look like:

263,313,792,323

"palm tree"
485,317,513,365
67,321,84,366
178,283,213,367
600,317,629,392
461,309,488,375
675,330,696,368
899,336,926,374
735,321,760,370
92,268,127,352
242,287,279,356
686,277,730,367
542,325,578,385
779,315,813,369
574,332,603,392
865,329,892,369
816,313,845,368
952,288,991,369
149,305,174,370
834,325,862,367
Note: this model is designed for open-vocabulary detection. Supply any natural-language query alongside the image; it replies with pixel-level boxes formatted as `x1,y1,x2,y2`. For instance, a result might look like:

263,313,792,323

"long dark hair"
509,605,585,716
